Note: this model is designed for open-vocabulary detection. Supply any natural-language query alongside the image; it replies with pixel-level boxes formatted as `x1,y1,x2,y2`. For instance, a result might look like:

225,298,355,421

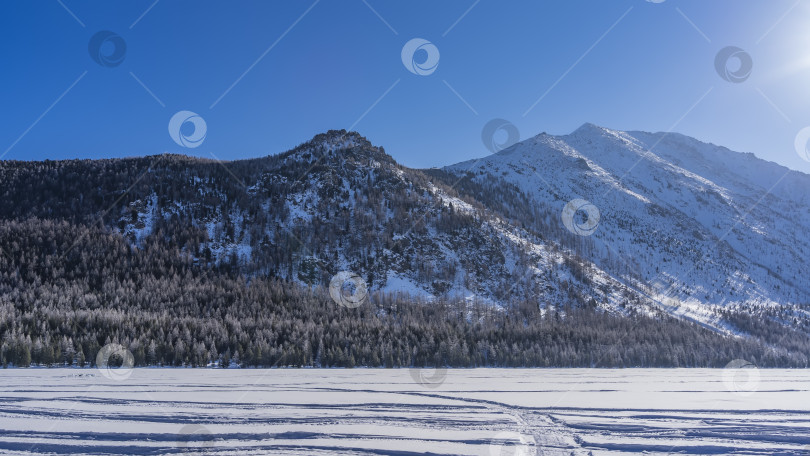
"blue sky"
3,0,810,171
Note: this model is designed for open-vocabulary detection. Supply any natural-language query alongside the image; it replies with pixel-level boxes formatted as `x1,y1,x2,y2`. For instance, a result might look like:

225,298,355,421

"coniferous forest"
1,218,809,369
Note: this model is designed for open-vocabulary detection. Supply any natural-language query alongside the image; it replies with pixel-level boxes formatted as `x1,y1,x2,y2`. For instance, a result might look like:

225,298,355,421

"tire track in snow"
384,389,589,455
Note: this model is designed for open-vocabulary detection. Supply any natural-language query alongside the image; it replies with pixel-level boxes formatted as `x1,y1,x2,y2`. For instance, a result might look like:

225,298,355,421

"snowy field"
0,368,809,455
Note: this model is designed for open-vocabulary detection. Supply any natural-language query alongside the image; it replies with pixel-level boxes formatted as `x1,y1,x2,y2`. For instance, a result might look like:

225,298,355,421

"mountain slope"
1,126,809,360
445,123,810,333
0,130,612,309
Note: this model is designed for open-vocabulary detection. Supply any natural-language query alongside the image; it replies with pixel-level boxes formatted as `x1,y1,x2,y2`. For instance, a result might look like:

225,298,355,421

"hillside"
1,127,809,367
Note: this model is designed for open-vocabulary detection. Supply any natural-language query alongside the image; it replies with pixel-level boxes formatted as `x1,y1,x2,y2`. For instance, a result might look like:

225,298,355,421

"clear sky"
3,0,810,171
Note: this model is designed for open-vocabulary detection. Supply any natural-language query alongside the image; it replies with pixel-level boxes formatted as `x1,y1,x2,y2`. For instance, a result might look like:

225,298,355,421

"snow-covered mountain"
2,126,809,339
446,123,810,332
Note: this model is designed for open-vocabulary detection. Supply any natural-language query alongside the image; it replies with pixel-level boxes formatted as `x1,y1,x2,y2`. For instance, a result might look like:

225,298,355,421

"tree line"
1,218,808,369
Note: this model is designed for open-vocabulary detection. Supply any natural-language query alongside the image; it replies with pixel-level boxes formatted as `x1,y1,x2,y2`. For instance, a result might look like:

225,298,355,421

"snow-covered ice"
0,368,808,455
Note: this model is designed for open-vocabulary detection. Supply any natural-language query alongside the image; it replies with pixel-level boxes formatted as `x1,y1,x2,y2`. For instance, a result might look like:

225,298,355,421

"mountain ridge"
2,124,810,368
447,123,810,331
1,124,809,362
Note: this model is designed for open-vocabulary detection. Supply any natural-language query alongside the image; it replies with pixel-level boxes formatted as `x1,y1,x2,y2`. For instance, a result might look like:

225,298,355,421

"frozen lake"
0,368,808,455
